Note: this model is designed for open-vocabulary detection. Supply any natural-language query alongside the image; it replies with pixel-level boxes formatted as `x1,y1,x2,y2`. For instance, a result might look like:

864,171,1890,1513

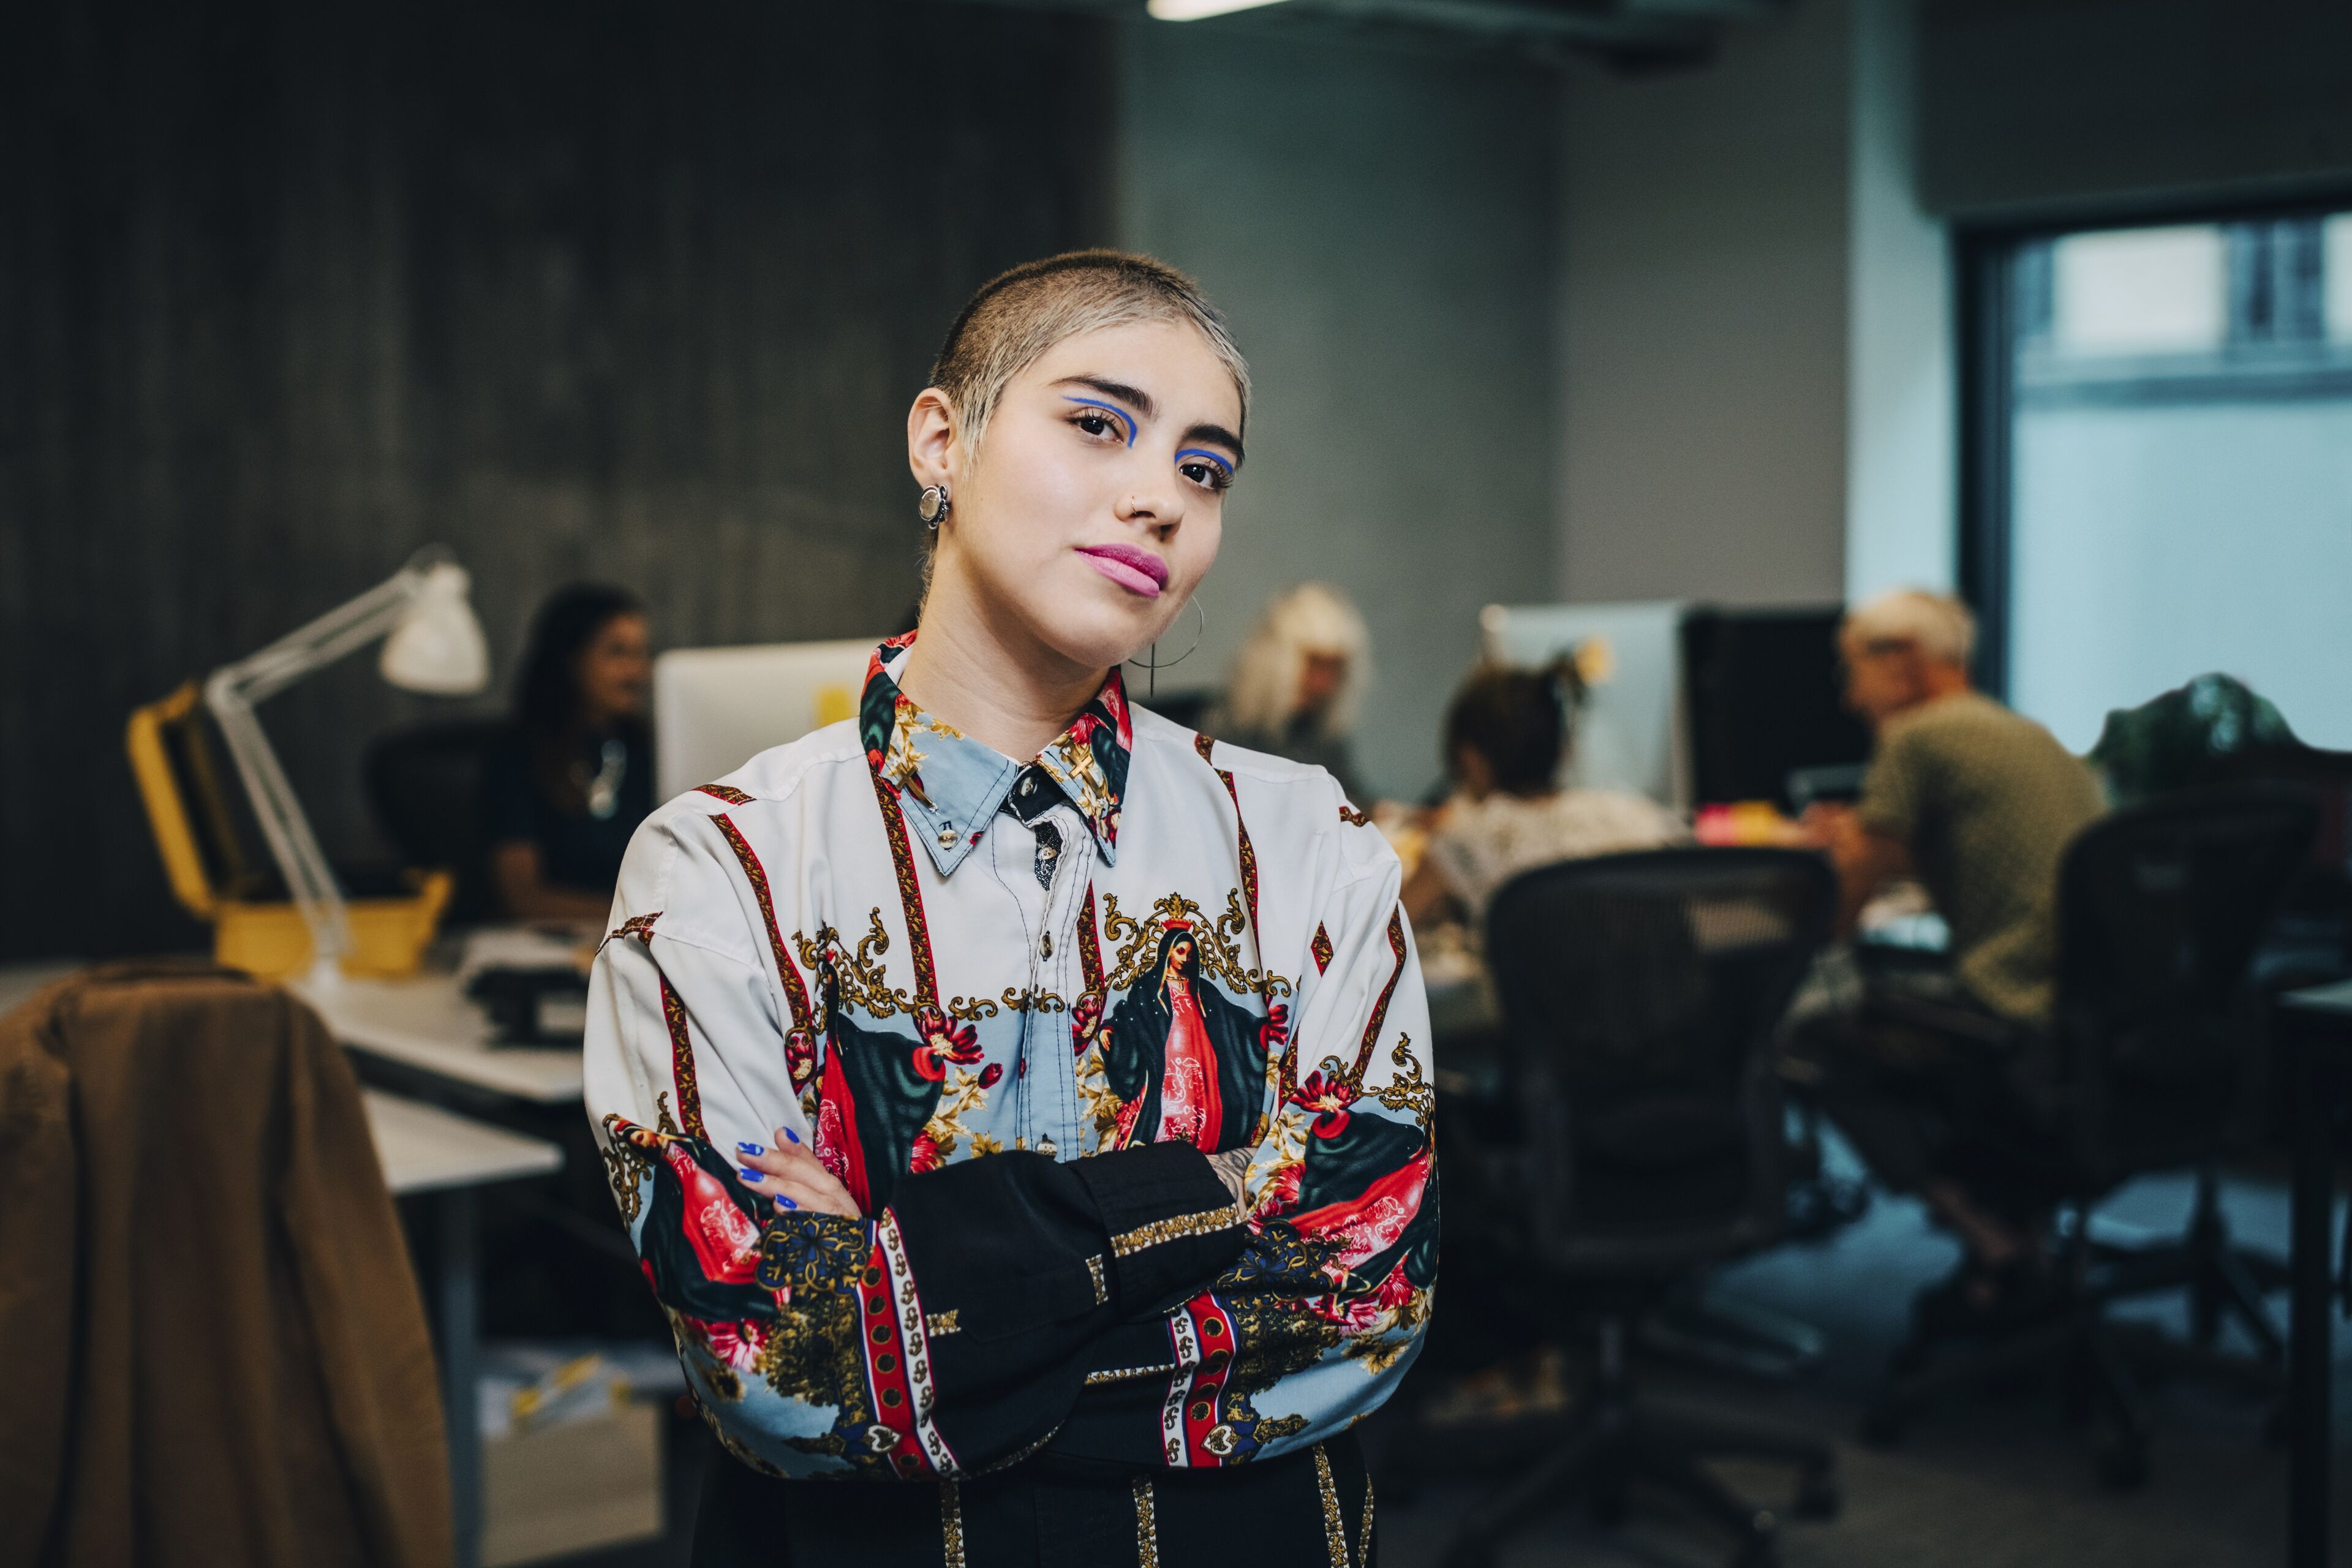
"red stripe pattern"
869,769,943,1009
657,975,706,1139
1349,911,1411,1083
1177,1292,1240,1465
710,813,818,1034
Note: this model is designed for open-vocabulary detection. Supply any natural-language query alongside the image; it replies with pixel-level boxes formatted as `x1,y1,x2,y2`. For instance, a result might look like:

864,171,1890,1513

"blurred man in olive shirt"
1797,590,2105,1322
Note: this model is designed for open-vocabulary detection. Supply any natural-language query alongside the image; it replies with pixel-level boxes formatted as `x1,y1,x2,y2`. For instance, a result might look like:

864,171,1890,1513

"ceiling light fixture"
1145,0,1293,20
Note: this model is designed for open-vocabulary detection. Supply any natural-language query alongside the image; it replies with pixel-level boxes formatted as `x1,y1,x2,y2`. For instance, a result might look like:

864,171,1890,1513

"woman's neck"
897,570,1110,762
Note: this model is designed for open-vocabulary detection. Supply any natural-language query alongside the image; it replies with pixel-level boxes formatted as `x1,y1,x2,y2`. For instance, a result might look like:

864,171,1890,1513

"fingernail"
737,1143,764,1156
783,1128,800,1144
738,1167,763,1183
776,1196,798,1210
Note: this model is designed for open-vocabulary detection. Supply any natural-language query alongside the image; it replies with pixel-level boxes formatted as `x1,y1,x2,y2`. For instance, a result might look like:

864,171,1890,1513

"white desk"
293,971,584,1104
0,959,83,1017
364,1087,562,1568
366,1088,563,1194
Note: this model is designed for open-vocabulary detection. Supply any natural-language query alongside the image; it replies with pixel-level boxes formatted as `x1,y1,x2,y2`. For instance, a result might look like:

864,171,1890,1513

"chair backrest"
2056,784,2316,1184
363,718,508,923
1485,846,1836,1275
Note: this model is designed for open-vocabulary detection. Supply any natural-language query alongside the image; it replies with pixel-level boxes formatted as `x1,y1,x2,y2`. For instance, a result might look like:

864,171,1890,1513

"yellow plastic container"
127,682,451,981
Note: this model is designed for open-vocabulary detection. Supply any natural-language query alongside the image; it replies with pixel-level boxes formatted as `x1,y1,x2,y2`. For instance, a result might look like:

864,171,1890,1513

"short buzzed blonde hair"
1843,588,1977,667
929,249,1251,458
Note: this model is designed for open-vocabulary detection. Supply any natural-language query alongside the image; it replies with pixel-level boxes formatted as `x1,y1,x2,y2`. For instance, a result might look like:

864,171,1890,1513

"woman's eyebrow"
1053,375,1156,421
1179,423,1245,469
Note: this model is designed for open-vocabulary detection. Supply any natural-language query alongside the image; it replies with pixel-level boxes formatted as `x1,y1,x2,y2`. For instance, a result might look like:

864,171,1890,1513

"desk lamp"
203,545,490,982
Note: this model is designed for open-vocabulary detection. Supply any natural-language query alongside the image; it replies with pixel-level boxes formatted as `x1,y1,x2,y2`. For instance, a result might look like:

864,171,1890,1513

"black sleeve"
884,1140,1243,1469
478,733,542,848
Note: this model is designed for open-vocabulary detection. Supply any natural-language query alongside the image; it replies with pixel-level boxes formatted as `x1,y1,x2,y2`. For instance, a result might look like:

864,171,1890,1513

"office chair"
364,717,508,924
1435,848,1841,1568
1861,785,2317,1487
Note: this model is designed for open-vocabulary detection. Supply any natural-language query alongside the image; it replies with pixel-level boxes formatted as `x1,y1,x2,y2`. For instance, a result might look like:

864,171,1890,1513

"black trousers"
1787,973,2062,1227
692,1430,1376,1568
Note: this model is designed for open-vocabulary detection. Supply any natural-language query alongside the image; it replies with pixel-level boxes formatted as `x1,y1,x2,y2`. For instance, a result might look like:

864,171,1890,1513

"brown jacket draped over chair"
0,963,450,1568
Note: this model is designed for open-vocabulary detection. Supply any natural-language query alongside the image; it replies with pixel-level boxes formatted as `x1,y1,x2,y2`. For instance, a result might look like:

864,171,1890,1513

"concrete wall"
1845,0,1956,601
1119,26,1561,801
1553,0,1855,609
0,0,1114,960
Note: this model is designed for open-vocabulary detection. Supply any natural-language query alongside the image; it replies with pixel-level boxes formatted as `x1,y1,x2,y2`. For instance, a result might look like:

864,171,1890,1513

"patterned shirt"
584,633,1437,1492
1427,788,1690,922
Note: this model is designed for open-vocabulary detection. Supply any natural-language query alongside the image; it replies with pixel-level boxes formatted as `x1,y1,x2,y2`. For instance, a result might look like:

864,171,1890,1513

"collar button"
936,827,957,847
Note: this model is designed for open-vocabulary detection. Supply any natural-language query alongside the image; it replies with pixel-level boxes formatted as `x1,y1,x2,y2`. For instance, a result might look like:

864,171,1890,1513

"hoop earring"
1126,598,1207,699
917,484,951,530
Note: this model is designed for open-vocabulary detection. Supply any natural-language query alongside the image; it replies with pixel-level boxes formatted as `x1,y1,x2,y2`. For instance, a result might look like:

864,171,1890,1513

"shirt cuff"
1069,1141,1245,1316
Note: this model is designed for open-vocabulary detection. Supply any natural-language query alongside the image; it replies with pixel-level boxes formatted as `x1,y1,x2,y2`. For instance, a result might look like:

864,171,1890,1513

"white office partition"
653,638,881,802
1477,601,1689,809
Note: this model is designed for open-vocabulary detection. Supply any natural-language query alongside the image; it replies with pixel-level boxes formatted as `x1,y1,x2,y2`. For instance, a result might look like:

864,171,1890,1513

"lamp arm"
201,555,443,976
209,564,433,707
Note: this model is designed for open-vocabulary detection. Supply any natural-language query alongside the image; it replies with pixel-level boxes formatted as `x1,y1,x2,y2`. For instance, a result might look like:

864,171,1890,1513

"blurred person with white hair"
1791,587,2105,1325
1210,581,1372,804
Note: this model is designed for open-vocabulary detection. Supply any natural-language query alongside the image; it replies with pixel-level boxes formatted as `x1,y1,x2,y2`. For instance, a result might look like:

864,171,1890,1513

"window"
1963,201,2352,753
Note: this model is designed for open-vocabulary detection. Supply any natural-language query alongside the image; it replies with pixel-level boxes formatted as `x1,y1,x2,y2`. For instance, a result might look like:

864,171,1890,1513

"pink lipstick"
1076,543,1169,599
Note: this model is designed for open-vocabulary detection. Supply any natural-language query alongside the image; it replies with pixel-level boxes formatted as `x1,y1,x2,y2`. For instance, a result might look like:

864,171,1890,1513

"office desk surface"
292,971,584,1104
0,959,85,1018
366,1088,562,1195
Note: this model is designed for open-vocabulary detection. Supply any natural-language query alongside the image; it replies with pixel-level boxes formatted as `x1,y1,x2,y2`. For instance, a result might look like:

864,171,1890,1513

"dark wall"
0,0,1114,960
1920,0,2352,219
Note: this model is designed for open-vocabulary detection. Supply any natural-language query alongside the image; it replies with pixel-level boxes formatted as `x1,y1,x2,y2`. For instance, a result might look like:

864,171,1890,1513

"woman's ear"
907,388,960,489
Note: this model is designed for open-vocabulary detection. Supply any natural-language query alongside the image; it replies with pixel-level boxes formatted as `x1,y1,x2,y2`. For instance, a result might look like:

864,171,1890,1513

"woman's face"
1166,936,1196,981
576,612,652,726
1297,651,1349,717
912,319,1245,672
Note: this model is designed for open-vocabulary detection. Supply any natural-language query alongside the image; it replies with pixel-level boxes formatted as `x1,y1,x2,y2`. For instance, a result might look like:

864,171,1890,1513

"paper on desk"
457,925,595,986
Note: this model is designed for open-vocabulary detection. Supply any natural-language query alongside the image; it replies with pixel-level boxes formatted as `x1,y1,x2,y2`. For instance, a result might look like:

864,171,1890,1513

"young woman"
481,585,655,922
584,252,1436,1566
1401,660,1686,932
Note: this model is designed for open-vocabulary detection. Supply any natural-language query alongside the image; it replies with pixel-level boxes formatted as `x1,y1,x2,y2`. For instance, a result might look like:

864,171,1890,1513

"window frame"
1954,187,2352,705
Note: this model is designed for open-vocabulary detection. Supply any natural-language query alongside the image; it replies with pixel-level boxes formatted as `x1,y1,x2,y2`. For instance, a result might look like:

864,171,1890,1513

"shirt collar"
858,633,1133,876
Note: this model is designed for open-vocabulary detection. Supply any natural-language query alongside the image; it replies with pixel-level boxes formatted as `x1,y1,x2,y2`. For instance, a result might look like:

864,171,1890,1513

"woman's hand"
735,1128,862,1218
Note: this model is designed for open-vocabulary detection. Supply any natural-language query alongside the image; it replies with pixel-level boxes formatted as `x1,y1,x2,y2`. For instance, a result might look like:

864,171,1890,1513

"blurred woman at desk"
1211,580,1373,804
483,584,654,922
1403,659,1686,932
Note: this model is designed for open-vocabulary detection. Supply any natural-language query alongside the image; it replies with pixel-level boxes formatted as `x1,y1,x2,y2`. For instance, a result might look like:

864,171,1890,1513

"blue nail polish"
738,1167,763,1183
776,1196,798,1210
737,1143,763,1156
783,1129,800,1144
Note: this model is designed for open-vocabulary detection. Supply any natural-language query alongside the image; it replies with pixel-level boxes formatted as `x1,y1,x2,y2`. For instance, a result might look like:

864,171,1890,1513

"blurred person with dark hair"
483,584,654,922
1211,581,1373,804
1402,659,1685,931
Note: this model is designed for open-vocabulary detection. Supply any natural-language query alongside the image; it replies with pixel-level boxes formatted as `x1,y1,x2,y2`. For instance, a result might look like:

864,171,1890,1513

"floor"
564,1139,2343,1567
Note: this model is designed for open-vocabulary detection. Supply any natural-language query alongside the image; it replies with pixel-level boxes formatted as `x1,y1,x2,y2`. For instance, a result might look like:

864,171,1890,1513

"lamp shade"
380,562,491,695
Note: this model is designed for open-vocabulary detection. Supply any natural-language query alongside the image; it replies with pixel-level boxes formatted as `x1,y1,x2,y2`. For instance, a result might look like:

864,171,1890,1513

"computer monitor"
1680,606,1871,809
1479,601,1690,807
653,638,879,802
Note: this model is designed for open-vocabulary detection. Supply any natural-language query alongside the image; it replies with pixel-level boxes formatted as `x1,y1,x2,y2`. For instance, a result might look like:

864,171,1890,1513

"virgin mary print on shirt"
1101,922,1270,1154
